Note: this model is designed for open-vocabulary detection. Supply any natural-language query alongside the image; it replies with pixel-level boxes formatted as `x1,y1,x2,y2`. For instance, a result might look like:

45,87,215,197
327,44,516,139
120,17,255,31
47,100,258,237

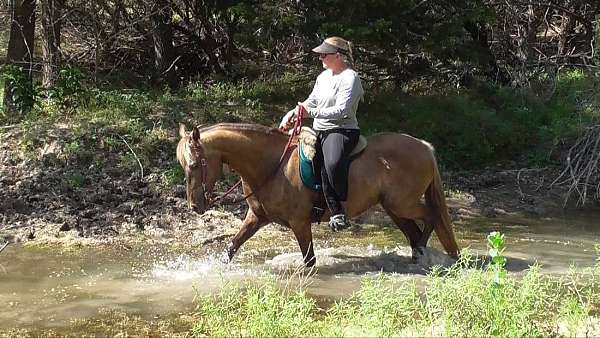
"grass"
190,241,600,337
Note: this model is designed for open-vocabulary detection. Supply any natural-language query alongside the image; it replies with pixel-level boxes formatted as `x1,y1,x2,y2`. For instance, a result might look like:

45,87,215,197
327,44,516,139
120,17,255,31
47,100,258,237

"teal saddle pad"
298,142,321,191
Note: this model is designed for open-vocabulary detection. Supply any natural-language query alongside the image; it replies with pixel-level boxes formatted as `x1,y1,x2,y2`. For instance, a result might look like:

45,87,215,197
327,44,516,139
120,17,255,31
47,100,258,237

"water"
0,211,598,331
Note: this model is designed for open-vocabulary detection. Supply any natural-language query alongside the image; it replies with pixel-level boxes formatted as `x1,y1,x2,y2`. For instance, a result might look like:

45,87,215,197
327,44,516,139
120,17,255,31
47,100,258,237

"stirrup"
328,214,351,232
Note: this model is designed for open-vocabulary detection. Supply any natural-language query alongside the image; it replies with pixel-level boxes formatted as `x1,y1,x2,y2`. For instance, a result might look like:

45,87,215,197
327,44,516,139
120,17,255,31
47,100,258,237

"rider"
279,36,364,231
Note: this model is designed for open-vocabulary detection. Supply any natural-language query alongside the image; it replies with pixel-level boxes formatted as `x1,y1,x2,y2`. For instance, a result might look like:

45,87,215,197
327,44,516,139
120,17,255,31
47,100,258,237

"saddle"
297,127,368,222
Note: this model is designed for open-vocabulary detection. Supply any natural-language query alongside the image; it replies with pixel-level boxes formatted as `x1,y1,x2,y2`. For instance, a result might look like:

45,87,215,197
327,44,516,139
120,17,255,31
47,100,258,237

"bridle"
186,105,306,209
185,140,212,206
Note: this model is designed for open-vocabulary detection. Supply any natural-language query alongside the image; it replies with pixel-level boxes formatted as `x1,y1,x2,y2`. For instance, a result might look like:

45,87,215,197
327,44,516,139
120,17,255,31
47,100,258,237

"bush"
47,66,87,113
1,64,40,116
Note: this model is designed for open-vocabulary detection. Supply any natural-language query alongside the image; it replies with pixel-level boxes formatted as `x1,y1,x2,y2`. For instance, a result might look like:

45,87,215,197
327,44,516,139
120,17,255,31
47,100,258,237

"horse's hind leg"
382,204,424,260
418,222,434,251
227,208,268,262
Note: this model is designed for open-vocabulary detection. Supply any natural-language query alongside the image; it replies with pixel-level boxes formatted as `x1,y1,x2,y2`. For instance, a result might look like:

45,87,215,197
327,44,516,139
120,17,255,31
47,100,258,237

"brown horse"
177,123,459,267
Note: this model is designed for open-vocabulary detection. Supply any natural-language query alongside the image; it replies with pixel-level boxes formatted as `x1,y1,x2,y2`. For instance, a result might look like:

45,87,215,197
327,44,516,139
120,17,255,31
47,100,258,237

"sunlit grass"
191,245,600,337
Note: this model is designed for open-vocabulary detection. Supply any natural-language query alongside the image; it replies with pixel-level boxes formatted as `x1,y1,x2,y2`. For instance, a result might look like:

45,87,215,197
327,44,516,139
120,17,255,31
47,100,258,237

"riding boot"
329,214,351,232
310,192,327,223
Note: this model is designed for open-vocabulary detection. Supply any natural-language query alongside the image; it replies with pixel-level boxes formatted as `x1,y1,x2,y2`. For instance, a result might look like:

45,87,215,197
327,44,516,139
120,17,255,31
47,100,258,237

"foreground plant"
191,233,599,337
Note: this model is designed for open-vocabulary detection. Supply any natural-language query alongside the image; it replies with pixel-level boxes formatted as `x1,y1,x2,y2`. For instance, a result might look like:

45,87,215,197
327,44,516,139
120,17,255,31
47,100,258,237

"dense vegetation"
2,1,599,173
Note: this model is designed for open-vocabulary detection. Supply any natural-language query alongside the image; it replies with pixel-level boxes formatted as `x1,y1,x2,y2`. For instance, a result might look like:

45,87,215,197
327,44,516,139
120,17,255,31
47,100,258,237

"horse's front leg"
290,221,316,267
226,208,268,262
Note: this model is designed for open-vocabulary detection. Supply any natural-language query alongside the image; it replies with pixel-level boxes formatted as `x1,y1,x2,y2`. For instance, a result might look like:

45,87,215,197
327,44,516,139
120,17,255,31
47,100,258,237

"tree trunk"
464,20,511,85
3,0,36,114
41,0,63,88
151,0,178,89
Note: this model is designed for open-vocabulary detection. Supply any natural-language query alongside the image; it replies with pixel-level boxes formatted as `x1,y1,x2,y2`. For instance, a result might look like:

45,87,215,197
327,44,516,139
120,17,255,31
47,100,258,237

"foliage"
10,67,600,175
358,70,600,168
47,66,87,113
487,231,507,285
161,165,185,186
1,64,40,116
326,276,425,337
5,0,595,91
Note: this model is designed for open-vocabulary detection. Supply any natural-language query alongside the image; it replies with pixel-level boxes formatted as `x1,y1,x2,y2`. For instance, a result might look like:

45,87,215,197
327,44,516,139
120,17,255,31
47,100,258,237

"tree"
4,0,37,114
151,0,178,89
41,0,64,88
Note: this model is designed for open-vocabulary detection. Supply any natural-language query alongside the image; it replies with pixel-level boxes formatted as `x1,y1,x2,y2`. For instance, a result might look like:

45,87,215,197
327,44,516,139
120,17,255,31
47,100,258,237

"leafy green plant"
487,231,507,286
47,66,87,113
162,165,185,186
1,64,40,115
67,173,86,188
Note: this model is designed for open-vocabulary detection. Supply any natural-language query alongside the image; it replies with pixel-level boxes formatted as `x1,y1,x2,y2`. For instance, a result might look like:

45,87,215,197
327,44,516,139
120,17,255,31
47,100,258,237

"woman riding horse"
280,36,363,232
177,123,460,267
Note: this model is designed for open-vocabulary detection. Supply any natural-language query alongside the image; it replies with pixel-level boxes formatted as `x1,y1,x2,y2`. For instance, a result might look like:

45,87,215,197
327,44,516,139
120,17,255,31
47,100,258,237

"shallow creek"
0,211,598,332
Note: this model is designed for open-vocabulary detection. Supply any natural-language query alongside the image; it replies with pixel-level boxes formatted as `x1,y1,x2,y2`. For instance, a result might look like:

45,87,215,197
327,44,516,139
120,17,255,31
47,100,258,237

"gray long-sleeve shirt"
299,68,364,131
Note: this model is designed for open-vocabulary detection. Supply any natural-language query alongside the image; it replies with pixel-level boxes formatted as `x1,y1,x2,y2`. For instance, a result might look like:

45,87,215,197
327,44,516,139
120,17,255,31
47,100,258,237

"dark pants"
313,128,360,216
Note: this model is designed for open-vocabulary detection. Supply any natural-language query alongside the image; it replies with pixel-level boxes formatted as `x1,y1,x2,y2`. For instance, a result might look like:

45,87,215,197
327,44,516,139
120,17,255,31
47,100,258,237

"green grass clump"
191,235,600,337
326,276,424,336
192,278,321,337
425,260,554,336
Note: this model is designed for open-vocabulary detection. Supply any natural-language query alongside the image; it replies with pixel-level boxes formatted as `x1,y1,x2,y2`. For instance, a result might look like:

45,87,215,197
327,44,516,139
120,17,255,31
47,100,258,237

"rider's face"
319,52,338,69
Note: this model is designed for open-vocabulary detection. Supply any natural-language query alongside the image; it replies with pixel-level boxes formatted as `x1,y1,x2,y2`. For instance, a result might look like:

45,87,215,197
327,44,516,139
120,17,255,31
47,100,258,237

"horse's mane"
198,123,286,136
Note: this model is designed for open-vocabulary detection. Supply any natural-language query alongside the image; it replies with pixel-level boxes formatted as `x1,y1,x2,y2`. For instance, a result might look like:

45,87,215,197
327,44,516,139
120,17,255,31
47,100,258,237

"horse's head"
177,124,221,213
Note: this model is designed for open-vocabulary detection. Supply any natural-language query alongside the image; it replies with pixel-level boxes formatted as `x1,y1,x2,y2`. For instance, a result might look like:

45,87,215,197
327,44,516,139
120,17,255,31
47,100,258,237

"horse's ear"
179,123,187,138
191,126,200,142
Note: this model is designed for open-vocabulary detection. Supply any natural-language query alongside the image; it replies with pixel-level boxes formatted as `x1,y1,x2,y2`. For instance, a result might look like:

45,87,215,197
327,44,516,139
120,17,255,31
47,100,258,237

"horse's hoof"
412,246,426,261
304,257,317,268
223,242,237,264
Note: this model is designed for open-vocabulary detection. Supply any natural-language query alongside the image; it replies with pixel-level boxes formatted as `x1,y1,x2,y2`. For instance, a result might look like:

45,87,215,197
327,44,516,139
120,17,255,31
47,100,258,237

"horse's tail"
425,152,460,258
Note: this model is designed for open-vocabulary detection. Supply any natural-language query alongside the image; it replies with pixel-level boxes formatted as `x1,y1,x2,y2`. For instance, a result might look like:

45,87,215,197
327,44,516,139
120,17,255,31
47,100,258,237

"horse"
177,122,459,267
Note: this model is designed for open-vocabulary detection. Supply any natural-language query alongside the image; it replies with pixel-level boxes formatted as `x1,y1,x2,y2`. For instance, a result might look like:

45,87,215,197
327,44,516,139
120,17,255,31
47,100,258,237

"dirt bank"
0,124,595,249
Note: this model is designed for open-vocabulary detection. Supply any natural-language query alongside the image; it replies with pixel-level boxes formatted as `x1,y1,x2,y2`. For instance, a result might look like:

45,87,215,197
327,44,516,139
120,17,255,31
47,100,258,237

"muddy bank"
0,124,597,248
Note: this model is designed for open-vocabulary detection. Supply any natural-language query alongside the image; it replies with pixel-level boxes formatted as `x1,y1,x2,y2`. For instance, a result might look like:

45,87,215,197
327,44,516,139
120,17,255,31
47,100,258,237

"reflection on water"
455,213,600,272
0,211,598,330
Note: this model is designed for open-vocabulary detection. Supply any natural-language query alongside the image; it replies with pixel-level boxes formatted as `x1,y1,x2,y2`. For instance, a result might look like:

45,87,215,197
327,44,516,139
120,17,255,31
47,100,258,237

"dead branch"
551,125,600,207
0,241,8,254
117,134,144,178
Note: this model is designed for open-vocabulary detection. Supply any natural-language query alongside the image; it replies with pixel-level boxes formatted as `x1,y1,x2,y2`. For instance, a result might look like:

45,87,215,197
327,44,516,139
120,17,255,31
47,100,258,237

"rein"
202,105,306,208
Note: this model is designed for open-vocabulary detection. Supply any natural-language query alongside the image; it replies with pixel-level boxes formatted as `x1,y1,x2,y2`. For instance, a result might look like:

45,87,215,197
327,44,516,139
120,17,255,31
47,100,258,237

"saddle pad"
298,142,321,191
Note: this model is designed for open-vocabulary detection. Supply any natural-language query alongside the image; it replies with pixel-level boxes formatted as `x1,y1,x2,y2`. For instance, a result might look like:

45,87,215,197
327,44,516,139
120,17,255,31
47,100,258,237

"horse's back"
365,132,435,163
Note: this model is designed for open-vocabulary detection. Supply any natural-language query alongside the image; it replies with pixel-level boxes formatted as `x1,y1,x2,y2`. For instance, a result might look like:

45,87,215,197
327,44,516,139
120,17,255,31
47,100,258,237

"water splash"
266,245,456,275
149,252,236,281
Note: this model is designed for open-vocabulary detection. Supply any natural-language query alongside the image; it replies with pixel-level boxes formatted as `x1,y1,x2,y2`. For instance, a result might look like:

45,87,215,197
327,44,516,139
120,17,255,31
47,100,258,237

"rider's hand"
279,108,296,130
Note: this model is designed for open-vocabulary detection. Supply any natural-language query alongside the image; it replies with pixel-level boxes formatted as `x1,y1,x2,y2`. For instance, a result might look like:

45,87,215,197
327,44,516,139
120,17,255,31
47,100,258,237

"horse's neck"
203,127,286,185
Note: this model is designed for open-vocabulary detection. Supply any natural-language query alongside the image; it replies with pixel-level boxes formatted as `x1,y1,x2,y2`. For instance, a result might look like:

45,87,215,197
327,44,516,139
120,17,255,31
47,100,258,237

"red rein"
205,105,306,208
